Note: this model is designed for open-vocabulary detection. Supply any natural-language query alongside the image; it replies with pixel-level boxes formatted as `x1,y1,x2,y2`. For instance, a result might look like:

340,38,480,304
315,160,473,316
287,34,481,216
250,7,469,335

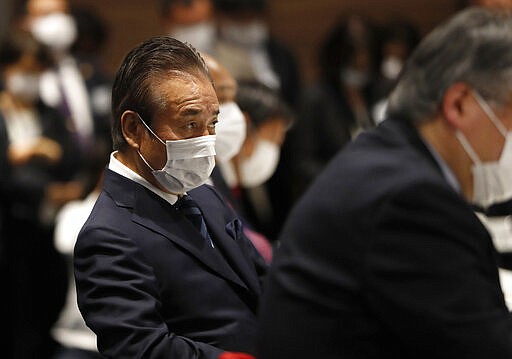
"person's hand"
8,137,63,165
45,181,84,207
32,137,63,164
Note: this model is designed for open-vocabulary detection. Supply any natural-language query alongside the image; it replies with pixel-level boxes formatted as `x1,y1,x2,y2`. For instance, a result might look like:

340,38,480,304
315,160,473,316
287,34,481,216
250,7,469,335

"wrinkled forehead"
168,0,213,25
152,70,218,108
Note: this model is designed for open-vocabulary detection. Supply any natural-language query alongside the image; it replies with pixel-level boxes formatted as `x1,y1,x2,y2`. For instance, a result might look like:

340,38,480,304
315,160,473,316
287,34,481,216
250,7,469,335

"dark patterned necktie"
176,195,215,248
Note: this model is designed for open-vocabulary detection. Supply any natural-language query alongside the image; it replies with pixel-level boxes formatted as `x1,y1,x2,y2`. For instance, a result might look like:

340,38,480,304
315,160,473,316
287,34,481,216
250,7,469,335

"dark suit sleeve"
366,181,512,358
74,224,224,359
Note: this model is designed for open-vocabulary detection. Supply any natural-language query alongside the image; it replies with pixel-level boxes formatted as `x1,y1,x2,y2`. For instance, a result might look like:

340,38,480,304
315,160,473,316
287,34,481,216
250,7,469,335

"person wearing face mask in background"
258,8,512,359
203,53,273,263
68,6,113,150
160,0,217,55
22,0,110,164
211,0,302,237
212,0,300,108
287,14,378,204
461,0,512,281
217,80,294,243
371,20,420,124
0,30,83,359
74,36,267,359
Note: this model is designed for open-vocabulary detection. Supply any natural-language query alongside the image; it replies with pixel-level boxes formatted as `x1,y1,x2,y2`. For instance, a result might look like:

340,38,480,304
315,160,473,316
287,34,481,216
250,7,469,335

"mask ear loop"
473,92,508,137
136,112,166,145
137,150,156,171
455,130,481,165
134,112,164,171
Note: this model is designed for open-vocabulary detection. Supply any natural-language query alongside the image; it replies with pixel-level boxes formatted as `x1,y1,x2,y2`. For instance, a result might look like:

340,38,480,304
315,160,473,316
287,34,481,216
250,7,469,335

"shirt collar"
420,138,461,194
108,151,179,205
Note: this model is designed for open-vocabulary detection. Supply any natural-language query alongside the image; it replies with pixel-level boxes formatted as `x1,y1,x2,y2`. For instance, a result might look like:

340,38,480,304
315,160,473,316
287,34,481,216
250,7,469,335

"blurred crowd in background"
0,0,507,358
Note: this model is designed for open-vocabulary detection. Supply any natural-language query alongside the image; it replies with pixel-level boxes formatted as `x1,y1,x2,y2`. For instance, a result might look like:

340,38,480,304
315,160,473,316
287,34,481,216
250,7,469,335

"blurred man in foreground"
258,7,512,359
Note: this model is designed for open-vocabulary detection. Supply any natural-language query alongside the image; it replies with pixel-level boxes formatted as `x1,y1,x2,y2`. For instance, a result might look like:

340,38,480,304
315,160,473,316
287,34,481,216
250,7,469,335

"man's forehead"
154,71,218,107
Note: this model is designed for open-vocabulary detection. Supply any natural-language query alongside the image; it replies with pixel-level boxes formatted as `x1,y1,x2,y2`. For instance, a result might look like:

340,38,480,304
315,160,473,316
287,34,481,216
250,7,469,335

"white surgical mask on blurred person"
169,22,216,53
239,139,280,188
136,113,216,194
215,102,246,163
381,56,403,80
6,72,40,103
456,92,512,208
31,12,77,51
340,67,369,89
219,21,268,48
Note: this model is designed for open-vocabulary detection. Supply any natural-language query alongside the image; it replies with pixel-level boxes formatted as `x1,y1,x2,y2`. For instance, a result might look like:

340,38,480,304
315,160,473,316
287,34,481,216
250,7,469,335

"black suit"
75,169,267,358
257,118,512,359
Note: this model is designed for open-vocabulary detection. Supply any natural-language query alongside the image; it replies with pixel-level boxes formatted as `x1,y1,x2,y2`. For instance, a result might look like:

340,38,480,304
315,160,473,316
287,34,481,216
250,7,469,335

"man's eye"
208,120,218,128
186,122,198,129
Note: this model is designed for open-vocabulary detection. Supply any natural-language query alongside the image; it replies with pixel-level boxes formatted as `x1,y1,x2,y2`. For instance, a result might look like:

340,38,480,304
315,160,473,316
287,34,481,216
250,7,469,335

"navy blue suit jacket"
257,118,512,359
74,169,267,358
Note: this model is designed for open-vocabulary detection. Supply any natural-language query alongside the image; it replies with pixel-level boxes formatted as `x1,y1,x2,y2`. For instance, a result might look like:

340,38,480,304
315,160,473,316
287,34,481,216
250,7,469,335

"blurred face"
167,0,212,25
472,0,512,8
27,0,68,17
3,53,43,103
239,117,286,158
134,71,219,176
4,53,43,78
468,94,512,163
350,48,372,73
383,40,409,62
26,0,76,52
206,57,237,103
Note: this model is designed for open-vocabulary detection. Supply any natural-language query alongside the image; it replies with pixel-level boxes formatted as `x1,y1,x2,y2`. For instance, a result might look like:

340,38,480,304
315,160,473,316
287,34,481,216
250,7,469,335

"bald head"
202,52,237,103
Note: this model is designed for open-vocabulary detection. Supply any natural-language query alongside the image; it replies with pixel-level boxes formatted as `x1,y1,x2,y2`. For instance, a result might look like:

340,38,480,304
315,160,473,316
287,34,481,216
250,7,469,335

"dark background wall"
7,0,463,84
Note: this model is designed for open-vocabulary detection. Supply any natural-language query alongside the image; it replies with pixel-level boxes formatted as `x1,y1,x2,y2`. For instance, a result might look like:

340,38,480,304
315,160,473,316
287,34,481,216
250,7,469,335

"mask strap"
136,112,166,145
455,130,481,165
137,150,156,171
473,92,508,137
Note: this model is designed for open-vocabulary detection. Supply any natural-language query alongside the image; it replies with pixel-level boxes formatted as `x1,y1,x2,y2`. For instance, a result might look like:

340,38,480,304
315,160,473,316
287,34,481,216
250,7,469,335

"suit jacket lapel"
192,190,261,296
104,170,250,291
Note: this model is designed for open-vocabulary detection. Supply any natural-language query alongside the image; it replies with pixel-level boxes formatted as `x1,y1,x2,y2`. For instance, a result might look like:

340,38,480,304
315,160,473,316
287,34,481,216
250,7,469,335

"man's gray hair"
387,7,512,123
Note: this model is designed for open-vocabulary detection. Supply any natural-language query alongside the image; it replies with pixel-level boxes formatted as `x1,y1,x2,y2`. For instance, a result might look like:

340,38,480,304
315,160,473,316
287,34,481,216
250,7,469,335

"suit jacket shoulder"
259,118,512,359
75,170,265,358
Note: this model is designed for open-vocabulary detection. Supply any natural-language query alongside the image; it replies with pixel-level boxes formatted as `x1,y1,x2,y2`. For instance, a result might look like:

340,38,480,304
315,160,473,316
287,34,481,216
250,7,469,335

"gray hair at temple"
386,7,512,124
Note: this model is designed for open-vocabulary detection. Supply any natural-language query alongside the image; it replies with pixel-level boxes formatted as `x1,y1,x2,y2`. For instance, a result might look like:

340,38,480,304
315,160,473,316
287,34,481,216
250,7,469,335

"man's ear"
441,82,473,130
121,110,142,150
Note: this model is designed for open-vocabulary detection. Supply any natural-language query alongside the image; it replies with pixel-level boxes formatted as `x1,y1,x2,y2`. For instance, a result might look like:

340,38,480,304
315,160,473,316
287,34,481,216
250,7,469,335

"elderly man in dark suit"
74,36,267,359
257,7,512,359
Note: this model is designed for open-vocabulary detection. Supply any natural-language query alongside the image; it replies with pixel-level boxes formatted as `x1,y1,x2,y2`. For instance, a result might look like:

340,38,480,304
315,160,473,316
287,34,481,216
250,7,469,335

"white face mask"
31,12,77,51
215,102,246,163
456,92,512,208
381,56,403,80
340,67,369,89
6,73,40,102
220,21,268,47
169,22,216,53
136,114,216,194
239,139,280,188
